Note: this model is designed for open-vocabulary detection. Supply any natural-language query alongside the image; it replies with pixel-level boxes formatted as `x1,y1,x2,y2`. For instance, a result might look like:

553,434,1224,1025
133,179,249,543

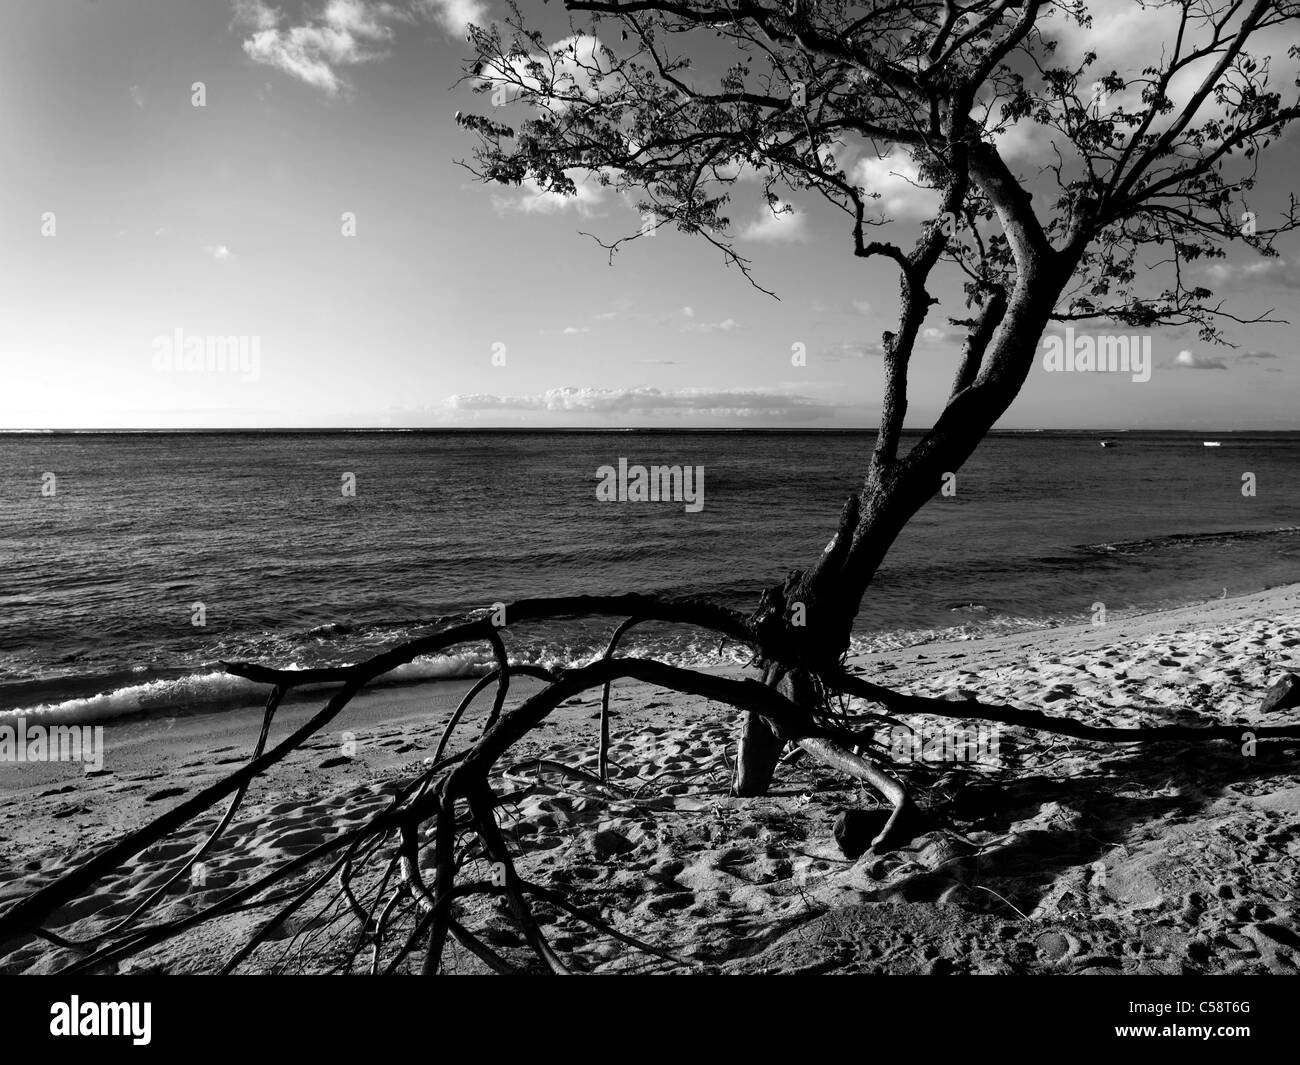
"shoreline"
2,581,1298,973
6,579,1299,727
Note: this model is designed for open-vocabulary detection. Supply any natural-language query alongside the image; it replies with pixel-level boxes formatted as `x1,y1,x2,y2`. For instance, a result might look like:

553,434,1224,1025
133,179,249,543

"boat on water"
1100,440,1117,447
1203,441,1222,447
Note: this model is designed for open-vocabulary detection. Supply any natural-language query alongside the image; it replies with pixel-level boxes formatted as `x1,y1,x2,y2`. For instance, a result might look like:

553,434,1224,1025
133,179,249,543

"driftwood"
2,593,1298,975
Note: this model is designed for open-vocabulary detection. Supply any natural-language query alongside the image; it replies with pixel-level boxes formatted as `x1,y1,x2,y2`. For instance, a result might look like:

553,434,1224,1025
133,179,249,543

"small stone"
1035,931,1074,961
833,809,888,860
1260,674,1300,713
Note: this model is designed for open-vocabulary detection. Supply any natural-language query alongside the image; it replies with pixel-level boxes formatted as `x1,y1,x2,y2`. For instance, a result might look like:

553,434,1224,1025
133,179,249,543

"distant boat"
1203,441,1222,447
1100,440,1117,447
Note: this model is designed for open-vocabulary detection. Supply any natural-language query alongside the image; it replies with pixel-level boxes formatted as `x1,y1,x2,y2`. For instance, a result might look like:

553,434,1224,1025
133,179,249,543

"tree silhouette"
457,0,1300,795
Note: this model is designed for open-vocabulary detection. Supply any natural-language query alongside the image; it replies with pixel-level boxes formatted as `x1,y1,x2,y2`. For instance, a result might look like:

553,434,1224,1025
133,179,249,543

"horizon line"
1,427,1292,435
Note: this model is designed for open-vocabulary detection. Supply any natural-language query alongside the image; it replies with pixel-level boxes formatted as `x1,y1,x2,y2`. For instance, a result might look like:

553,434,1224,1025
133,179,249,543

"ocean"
2,429,1297,723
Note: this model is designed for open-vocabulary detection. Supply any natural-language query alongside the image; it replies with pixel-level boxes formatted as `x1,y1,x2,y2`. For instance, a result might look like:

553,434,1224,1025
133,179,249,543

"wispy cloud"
445,386,834,420
819,341,884,361
853,149,942,221
415,0,488,35
740,202,808,243
235,0,396,96
491,170,608,217
1204,258,1300,291
234,0,484,97
682,318,739,333
204,243,234,261
477,33,619,113
1171,349,1228,370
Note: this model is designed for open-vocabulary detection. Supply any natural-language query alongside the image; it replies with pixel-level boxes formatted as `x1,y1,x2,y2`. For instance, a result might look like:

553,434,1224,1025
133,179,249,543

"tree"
5,0,1300,975
457,0,1300,798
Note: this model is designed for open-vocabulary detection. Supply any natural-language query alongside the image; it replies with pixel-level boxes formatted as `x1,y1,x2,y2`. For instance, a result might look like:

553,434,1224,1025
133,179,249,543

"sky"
0,0,1296,431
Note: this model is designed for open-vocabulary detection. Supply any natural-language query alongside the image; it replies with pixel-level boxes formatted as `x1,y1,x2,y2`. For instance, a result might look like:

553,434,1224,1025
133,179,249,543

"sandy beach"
2,584,1299,975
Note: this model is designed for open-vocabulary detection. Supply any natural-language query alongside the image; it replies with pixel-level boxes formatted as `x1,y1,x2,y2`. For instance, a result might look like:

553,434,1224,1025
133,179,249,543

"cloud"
414,0,487,34
234,0,485,96
129,85,146,109
561,326,590,335
479,34,620,112
819,341,884,361
712,159,763,183
492,169,608,217
1204,259,1300,292
682,318,739,333
1172,349,1227,370
235,0,397,96
675,305,740,332
1240,350,1278,360
445,386,833,420
740,202,808,243
203,244,234,261
988,117,1042,161
853,150,942,221
1004,1,1300,159
232,0,279,31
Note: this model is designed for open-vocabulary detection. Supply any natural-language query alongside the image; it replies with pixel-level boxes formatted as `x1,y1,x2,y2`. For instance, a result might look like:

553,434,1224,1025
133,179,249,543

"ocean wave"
0,596,1227,726
1080,525,1300,555
0,652,502,726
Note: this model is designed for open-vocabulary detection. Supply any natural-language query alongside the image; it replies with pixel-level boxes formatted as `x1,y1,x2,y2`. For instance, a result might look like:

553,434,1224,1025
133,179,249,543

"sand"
2,584,1299,974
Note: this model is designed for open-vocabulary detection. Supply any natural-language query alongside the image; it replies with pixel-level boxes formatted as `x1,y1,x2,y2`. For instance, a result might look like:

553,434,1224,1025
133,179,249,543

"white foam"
0,652,500,726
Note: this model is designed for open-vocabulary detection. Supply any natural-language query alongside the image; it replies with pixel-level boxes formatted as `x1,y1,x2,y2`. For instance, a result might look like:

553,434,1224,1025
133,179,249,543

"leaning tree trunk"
735,492,876,795
734,250,1072,796
734,485,908,794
